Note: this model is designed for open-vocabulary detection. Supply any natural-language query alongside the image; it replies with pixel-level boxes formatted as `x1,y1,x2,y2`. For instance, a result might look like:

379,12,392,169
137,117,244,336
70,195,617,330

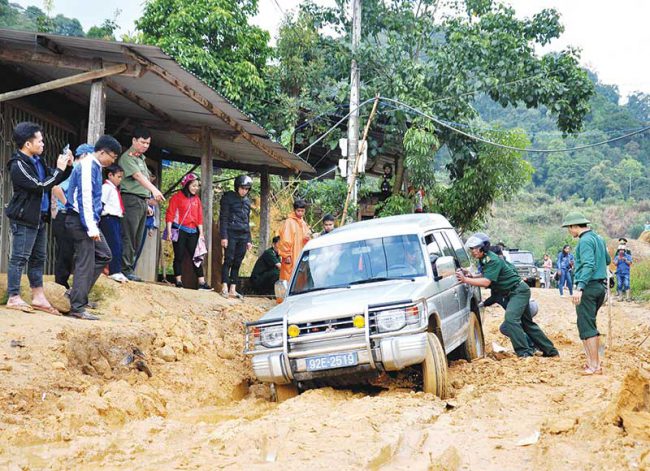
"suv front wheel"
422,332,449,398
461,311,485,361
272,383,299,402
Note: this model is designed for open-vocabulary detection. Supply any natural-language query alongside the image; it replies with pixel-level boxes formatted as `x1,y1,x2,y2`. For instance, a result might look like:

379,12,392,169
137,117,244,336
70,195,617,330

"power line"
271,0,285,15
296,97,376,156
379,97,650,154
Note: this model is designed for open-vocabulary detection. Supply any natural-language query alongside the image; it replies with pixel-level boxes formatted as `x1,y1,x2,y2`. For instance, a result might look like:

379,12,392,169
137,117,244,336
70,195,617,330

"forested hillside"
0,0,119,39
475,74,650,201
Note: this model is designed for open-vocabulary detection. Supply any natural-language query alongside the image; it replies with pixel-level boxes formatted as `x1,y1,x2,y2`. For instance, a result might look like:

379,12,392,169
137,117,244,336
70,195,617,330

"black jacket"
219,190,251,242
5,151,71,228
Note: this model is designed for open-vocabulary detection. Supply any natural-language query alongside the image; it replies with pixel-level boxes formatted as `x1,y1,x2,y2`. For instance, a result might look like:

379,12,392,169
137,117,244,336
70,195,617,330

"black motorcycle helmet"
234,174,253,191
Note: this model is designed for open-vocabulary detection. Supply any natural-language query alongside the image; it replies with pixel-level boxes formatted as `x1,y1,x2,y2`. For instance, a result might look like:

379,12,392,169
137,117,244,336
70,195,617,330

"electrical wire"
379,97,650,153
296,97,376,156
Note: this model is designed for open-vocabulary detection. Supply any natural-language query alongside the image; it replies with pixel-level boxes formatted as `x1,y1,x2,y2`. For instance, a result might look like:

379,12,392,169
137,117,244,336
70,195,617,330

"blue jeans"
616,272,630,292
559,269,573,296
7,221,47,296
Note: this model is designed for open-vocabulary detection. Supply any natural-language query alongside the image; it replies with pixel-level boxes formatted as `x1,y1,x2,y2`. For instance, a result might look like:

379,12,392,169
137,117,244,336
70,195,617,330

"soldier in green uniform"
562,212,611,375
456,233,559,358
118,128,164,281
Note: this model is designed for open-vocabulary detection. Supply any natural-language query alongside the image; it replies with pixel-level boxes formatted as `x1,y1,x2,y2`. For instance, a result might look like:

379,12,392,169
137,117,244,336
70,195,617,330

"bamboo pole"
340,95,380,225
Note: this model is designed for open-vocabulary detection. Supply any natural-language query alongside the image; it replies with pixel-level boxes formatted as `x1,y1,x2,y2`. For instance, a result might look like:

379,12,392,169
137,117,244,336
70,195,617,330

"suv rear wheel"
422,332,449,398
462,311,485,361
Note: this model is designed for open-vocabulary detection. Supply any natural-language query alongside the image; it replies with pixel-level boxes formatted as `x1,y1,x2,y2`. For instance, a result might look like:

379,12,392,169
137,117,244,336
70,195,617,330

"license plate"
305,352,358,371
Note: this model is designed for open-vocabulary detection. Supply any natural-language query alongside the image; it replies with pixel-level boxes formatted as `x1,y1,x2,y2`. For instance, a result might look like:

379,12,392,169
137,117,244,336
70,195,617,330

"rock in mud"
545,417,577,434
158,345,177,362
44,281,71,313
606,368,650,441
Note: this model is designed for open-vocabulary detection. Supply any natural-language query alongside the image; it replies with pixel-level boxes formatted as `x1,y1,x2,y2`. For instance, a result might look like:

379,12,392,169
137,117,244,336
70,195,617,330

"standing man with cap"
118,127,164,282
562,212,610,375
219,175,253,298
456,232,558,358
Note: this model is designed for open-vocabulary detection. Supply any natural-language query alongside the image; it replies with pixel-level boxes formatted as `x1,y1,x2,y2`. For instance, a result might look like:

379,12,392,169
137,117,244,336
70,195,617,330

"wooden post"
200,126,214,285
86,59,108,144
259,168,271,255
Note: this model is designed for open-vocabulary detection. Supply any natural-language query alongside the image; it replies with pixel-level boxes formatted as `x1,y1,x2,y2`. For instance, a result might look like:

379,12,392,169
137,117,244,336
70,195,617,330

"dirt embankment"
1,278,650,470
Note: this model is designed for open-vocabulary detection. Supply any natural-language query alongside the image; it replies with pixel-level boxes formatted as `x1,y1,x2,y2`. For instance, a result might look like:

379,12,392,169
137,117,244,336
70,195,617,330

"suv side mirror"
433,256,456,281
274,280,288,304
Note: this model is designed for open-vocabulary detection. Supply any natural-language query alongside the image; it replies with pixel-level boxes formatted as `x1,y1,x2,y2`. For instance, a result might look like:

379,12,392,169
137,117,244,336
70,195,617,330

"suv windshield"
289,234,426,295
508,252,534,264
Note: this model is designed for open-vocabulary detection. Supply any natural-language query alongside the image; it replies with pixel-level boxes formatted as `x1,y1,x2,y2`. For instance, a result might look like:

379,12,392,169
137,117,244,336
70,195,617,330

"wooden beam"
259,169,271,255
0,64,127,103
106,79,177,123
37,35,64,55
123,47,299,172
200,126,214,285
111,117,131,136
0,46,143,77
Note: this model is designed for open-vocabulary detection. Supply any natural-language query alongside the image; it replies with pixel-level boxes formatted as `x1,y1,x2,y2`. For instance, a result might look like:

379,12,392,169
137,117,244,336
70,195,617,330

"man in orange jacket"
278,199,312,282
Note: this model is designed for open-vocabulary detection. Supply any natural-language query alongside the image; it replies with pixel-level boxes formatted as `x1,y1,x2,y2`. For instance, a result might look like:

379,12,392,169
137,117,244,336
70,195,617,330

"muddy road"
1,278,649,470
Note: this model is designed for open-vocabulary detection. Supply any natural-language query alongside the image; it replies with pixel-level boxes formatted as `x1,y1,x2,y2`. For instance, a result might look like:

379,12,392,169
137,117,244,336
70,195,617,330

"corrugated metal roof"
0,29,314,174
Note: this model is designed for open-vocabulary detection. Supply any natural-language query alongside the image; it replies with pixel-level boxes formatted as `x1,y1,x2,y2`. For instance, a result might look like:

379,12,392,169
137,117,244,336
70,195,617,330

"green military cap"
561,211,590,227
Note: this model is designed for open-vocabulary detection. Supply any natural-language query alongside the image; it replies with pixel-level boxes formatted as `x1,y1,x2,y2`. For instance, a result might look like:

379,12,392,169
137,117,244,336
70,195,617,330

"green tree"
136,0,271,113
52,14,84,37
275,0,592,229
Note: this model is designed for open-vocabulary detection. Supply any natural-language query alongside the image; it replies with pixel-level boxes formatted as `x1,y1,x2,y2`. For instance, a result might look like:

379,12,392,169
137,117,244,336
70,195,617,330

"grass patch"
630,259,650,302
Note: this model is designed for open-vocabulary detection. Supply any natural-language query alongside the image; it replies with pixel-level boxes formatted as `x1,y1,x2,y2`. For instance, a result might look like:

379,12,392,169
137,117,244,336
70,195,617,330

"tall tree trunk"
393,156,405,196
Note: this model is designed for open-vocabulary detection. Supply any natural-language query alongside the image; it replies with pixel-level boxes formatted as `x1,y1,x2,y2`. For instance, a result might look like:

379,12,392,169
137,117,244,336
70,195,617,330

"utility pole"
346,0,361,209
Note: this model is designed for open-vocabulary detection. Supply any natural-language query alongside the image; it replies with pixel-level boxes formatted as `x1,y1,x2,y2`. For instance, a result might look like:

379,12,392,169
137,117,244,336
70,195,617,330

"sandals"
229,291,244,300
5,303,34,313
31,304,62,316
220,288,229,298
581,366,603,376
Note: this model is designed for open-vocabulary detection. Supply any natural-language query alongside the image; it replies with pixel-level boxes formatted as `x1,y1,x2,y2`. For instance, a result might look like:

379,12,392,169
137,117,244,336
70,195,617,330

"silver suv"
244,214,485,400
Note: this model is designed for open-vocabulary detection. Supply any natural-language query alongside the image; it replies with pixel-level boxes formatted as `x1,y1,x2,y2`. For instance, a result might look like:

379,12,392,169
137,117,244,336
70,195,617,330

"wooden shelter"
0,29,313,285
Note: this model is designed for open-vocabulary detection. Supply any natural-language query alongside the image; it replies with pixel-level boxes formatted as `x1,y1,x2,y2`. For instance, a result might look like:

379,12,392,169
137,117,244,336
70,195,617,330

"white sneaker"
109,273,127,283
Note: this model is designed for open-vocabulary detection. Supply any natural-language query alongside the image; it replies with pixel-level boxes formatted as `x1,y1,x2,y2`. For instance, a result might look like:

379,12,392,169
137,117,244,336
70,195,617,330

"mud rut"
1,280,649,470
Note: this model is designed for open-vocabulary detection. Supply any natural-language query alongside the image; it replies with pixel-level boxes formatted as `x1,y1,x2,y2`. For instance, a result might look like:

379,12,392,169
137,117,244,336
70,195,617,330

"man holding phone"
5,122,72,314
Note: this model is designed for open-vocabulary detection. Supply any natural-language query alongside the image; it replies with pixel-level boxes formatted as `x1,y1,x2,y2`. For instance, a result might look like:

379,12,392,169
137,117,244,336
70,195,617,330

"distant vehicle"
503,249,539,287
244,214,485,401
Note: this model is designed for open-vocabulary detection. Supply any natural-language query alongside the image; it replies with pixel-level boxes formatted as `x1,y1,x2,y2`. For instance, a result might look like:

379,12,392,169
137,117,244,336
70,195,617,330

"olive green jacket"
574,230,611,290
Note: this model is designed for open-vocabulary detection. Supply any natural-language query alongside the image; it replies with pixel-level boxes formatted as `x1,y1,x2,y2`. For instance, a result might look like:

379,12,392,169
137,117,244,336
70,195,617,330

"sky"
10,0,650,98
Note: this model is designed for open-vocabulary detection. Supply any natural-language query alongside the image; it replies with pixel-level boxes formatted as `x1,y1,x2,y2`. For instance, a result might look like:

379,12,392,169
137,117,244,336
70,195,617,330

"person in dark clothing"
379,163,393,201
557,245,575,296
5,122,72,314
51,144,92,289
321,214,335,235
219,174,253,298
250,236,281,294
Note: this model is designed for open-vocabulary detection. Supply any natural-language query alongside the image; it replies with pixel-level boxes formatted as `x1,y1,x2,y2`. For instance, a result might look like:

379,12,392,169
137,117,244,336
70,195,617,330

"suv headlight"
260,325,283,348
376,309,406,332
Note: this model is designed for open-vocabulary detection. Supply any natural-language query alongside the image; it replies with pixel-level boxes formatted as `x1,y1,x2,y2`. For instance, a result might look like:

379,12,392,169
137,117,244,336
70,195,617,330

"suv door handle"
453,291,458,297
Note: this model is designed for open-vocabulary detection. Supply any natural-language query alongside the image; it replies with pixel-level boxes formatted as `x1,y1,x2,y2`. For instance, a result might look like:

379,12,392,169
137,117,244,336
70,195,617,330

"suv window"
444,229,471,268
425,234,442,259
433,232,461,270
290,234,427,295
507,251,534,265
